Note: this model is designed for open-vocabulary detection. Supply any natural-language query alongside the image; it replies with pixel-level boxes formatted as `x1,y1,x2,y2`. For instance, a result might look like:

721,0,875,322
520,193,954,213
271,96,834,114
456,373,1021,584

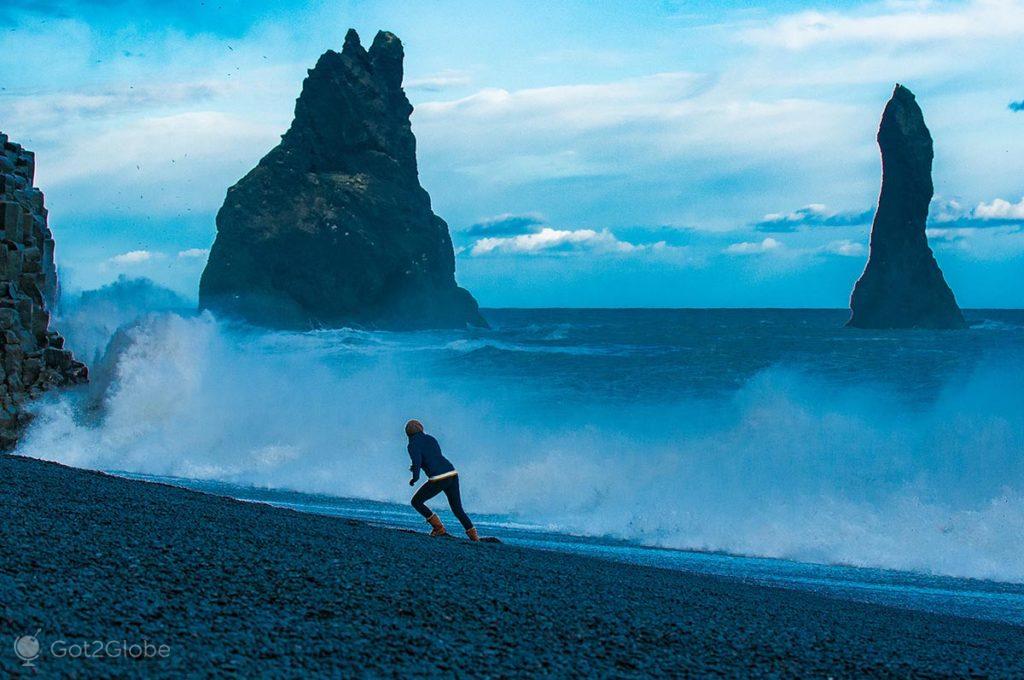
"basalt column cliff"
199,29,485,330
0,134,88,449
848,85,966,329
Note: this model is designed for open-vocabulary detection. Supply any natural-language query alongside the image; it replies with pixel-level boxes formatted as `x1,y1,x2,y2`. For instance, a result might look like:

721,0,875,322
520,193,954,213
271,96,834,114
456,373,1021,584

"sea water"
19,307,1024,619
108,472,1024,626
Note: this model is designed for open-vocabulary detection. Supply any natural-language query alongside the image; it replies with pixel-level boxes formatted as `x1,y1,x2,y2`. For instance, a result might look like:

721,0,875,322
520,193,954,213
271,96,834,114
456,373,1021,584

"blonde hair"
405,419,424,436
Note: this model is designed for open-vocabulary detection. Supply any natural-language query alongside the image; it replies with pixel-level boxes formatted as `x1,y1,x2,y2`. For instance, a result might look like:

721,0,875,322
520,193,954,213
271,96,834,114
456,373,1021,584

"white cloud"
470,227,653,256
726,235,866,259
4,81,235,128
928,227,974,241
725,237,783,255
33,110,278,217
755,204,873,231
823,239,866,257
744,1,1024,50
414,70,861,216
974,196,1024,220
177,248,210,258
404,70,473,91
4,0,1023,306
0,16,296,219
108,250,158,265
418,73,706,130
930,195,1024,225
930,196,971,223
762,203,828,223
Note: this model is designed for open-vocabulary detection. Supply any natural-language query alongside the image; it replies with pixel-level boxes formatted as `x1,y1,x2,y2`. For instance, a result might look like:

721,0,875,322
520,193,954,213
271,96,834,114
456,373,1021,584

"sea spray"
20,307,1024,582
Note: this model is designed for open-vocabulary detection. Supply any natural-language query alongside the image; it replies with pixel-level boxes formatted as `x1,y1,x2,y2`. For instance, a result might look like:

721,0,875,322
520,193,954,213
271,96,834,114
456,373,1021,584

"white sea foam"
19,310,1024,583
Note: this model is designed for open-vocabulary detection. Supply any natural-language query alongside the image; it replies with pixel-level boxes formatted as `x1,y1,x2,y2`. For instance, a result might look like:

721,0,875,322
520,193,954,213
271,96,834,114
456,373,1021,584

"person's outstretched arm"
408,440,422,486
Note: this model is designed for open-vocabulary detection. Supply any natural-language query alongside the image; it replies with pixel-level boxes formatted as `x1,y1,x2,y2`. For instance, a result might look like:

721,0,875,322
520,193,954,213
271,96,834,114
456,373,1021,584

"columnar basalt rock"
0,133,88,448
847,85,966,330
199,29,486,330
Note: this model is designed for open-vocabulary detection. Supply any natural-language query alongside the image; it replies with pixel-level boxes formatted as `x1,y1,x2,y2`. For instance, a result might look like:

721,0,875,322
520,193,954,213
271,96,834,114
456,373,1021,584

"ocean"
19,307,1024,621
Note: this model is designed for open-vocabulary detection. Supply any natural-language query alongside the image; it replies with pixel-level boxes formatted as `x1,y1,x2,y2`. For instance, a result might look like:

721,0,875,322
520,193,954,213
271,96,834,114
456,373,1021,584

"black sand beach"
2,454,1022,677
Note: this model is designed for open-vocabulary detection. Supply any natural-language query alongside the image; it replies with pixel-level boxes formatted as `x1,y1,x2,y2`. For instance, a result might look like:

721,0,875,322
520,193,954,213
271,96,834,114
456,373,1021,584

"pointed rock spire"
847,84,966,329
342,28,367,60
369,31,404,89
199,30,484,330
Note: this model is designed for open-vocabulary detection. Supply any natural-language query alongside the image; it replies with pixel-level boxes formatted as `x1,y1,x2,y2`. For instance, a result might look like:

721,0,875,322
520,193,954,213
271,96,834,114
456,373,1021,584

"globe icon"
14,634,41,666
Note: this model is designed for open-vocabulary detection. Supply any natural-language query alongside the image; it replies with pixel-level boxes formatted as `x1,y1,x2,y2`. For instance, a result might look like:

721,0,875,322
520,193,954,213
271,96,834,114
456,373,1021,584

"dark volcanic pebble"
1,454,1021,677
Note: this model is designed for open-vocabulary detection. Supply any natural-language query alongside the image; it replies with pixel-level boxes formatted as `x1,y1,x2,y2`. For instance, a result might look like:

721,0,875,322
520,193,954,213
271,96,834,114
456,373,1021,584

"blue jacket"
407,432,455,482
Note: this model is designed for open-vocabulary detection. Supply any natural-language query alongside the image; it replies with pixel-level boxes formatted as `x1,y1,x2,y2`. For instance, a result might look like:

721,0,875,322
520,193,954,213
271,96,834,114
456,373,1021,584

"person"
405,419,478,541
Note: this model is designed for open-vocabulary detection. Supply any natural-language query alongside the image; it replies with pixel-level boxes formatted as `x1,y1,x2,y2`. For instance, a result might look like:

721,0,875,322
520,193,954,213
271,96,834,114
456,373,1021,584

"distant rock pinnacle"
847,84,966,330
199,29,485,330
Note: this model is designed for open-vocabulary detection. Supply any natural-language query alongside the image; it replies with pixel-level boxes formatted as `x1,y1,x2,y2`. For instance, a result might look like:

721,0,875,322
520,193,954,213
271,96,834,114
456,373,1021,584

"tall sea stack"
0,133,88,449
199,29,485,330
847,85,965,329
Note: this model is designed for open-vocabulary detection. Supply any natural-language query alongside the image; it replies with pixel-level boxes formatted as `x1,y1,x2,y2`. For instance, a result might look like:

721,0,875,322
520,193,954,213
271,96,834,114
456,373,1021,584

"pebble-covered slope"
2,454,1022,677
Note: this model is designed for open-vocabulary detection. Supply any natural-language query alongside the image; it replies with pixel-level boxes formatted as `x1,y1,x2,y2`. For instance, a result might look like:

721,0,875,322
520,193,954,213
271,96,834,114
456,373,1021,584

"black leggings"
411,475,473,530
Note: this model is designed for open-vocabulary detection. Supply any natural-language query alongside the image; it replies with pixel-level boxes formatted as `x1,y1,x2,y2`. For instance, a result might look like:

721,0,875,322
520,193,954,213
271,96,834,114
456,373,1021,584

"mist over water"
20,297,1024,583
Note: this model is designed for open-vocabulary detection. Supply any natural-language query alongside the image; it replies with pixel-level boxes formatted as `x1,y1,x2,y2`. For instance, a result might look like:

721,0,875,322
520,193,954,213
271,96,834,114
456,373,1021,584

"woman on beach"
405,419,479,541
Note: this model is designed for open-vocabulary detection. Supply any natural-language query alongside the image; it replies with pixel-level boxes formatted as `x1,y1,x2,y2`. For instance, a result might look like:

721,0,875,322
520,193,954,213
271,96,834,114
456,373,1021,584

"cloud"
613,225,697,247
413,67,865,223
1009,100,1024,112
929,196,1024,227
418,72,706,130
108,249,158,265
974,196,1024,220
723,235,866,259
463,213,545,237
724,237,783,255
744,1,1024,50
927,227,969,241
33,110,278,216
822,239,865,257
929,196,972,224
0,15,295,219
177,248,209,258
470,227,659,256
752,193,1024,237
723,194,1024,262
5,0,1024,306
5,82,230,126
404,70,473,92
754,204,874,232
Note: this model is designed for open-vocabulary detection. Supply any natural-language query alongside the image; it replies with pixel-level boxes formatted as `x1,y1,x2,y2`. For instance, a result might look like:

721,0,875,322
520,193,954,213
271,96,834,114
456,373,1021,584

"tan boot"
426,513,448,537
465,527,480,542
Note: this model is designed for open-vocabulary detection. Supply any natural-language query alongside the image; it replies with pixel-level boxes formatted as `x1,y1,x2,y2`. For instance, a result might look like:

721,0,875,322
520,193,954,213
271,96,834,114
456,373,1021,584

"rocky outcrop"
0,133,88,448
848,85,966,329
199,29,485,330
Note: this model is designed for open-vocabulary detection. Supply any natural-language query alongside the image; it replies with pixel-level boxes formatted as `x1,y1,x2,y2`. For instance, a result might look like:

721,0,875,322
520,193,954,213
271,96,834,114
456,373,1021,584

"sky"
1,0,1022,308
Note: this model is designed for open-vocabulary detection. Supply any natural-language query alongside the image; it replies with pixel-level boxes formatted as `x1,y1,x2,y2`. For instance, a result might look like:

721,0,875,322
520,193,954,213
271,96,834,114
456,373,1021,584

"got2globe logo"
13,632,41,667
12,632,170,668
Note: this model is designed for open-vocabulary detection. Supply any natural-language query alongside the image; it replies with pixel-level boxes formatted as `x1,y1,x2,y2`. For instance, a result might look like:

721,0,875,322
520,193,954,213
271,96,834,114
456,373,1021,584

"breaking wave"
18,307,1024,583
